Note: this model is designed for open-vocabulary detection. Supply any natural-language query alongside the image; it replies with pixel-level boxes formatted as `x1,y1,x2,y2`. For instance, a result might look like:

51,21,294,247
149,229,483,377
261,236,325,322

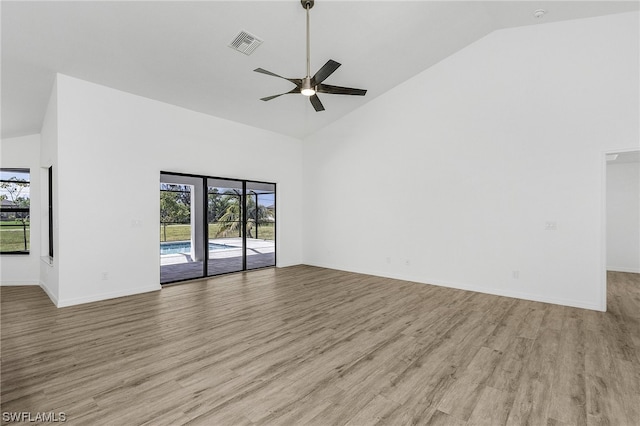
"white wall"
39,79,59,302
302,12,639,311
607,160,640,273
0,134,41,285
47,74,303,307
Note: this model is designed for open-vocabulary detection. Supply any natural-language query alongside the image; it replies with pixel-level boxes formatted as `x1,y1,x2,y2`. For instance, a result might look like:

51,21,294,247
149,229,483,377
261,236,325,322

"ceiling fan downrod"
302,0,315,95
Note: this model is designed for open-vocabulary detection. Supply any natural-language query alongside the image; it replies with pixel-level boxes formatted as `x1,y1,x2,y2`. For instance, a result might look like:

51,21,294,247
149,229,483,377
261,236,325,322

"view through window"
0,168,31,254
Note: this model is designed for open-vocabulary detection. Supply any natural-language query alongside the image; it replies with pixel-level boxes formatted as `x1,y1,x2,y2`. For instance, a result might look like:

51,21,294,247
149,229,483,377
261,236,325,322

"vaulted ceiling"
2,1,638,139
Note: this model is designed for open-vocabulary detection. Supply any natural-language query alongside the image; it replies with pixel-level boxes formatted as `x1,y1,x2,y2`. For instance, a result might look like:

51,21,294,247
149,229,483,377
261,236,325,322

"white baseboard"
0,280,39,286
39,281,59,306
56,285,161,308
303,261,604,312
607,266,640,274
424,276,603,312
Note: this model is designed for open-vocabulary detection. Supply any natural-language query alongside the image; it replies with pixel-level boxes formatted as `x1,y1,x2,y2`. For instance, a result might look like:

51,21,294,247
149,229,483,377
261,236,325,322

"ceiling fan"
254,0,367,112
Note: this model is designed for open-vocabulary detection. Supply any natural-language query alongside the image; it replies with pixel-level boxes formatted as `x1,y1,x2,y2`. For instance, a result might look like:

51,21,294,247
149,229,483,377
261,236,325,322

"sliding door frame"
202,176,209,277
160,171,276,285
242,180,248,271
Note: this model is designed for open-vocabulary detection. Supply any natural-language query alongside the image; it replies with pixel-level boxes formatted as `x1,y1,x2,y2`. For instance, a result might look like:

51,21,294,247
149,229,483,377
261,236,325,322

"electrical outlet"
101,272,109,280
545,221,557,231
512,270,519,279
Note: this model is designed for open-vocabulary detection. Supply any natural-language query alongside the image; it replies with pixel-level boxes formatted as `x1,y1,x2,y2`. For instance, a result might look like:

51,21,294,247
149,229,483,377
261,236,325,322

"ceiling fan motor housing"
301,77,315,96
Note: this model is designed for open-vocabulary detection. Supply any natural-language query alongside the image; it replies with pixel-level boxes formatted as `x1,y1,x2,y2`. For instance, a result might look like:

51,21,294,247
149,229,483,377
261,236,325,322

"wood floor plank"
436,346,503,421
485,337,533,393
466,386,514,426
426,410,467,426
2,267,639,425
547,317,587,425
505,378,549,426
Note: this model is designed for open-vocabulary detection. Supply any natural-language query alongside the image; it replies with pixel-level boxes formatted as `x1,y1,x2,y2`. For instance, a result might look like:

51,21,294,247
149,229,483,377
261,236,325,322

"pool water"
160,242,233,255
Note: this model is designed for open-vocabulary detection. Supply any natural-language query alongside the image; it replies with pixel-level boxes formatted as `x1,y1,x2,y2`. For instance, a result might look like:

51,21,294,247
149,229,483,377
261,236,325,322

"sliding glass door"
246,181,276,270
207,178,244,276
159,174,204,283
160,173,276,284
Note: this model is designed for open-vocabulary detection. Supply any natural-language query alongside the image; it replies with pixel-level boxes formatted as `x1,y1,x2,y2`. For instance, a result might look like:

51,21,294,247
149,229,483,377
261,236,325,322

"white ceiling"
2,1,638,140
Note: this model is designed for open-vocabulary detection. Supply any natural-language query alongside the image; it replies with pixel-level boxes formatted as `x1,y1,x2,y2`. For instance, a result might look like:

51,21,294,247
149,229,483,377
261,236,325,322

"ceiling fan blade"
309,94,325,112
254,68,302,86
254,68,287,79
260,87,300,102
311,60,341,86
317,84,367,96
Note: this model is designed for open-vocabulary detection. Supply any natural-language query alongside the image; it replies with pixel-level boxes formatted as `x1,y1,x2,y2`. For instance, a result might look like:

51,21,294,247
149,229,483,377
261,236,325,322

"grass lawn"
160,223,274,242
0,223,30,252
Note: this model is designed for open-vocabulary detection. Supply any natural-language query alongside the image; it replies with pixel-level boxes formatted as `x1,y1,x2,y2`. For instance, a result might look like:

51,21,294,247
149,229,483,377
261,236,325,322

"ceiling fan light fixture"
253,0,366,111
301,78,316,96
301,88,316,97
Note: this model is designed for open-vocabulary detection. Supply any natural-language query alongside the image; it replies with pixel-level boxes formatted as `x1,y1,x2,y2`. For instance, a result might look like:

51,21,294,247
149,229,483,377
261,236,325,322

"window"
48,166,53,258
0,168,31,254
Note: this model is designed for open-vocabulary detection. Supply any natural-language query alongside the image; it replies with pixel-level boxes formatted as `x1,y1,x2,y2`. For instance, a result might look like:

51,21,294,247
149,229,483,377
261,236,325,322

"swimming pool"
160,241,234,255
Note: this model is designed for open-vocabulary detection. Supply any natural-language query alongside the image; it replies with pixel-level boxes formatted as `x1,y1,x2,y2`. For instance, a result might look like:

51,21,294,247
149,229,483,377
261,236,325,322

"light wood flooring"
1,266,639,425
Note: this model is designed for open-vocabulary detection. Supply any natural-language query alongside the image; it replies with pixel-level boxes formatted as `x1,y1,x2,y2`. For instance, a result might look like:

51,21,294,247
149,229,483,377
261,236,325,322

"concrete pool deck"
160,238,275,283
